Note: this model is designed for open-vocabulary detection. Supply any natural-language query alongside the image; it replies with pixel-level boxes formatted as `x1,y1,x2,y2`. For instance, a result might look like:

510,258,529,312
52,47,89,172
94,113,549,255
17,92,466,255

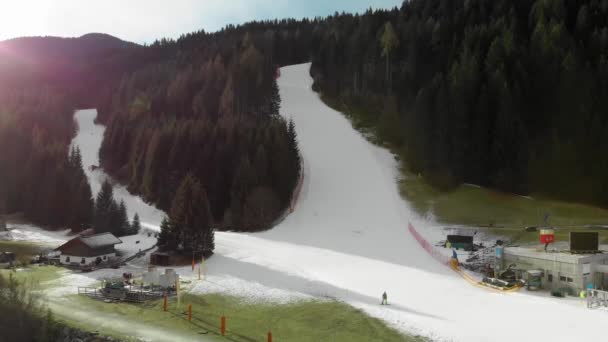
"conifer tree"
158,216,176,250
117,200,130,236
94,180,114,233
131,213,141,235
380,21,399,92
169,174,215,256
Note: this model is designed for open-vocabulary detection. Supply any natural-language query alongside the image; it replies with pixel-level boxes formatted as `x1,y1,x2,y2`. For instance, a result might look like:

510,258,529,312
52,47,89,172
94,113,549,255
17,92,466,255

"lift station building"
503,247,608,294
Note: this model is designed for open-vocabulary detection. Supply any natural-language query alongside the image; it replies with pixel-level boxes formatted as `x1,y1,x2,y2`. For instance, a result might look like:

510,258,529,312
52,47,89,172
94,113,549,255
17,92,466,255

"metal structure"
587,289,608,309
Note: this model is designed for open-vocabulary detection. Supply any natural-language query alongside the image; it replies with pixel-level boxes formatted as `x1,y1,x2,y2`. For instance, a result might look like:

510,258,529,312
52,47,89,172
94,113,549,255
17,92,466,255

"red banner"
408,222,451,266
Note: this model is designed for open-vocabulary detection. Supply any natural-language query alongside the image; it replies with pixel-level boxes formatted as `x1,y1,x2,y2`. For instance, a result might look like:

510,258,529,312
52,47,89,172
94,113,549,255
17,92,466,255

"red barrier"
408,222,450,266
289,160,304,213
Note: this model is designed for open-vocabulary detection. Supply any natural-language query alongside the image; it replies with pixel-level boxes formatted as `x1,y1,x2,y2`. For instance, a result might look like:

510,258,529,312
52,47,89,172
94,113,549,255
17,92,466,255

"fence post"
268,331,273,342
163,294,168,312
221,315,226,336
188,304,192,321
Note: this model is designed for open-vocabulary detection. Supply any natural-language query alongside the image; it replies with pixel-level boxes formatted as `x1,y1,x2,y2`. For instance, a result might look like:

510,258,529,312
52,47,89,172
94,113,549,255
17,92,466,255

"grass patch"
0,265,63,285
64,293,422,342
0,240,49,258
400,170,608,243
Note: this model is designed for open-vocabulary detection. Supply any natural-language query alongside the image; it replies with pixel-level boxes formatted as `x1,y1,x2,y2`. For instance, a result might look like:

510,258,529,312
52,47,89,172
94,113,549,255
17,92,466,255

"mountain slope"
73,63,608,342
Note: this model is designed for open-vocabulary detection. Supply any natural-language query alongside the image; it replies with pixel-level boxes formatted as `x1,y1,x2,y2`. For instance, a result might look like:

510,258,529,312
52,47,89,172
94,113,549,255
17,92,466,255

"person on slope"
381,291,388,305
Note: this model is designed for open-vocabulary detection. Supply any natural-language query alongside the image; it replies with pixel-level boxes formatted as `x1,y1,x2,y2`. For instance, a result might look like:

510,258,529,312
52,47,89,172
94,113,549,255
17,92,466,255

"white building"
55,233,122,266
504,246,608,293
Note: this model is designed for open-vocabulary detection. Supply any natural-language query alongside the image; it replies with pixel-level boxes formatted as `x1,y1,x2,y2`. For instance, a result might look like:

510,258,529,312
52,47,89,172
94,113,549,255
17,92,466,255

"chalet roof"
80,233,122,248
55,233,122,256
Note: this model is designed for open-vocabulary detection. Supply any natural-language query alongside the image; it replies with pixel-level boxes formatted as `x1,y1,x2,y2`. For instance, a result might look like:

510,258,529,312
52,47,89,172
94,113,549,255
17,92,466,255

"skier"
381,291,388,305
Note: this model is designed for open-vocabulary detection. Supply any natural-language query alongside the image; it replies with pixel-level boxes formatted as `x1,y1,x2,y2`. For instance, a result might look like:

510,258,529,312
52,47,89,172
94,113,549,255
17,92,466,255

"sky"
0,1,402,43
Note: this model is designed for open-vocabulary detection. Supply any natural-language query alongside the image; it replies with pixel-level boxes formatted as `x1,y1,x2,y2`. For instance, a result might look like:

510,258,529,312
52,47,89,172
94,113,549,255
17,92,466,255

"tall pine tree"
169,174,215,257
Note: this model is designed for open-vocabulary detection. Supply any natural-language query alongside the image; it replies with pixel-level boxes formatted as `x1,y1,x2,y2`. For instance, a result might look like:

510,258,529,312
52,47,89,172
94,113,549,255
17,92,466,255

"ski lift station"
501,231,608,294
503,247,608,293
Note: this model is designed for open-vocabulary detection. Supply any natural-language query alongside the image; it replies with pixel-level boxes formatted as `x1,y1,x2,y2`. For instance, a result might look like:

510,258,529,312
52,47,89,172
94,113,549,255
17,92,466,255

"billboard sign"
570,232,599,252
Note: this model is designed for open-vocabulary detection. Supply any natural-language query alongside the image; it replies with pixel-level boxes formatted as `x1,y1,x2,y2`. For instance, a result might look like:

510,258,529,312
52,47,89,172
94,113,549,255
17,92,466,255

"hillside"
310,0,608,207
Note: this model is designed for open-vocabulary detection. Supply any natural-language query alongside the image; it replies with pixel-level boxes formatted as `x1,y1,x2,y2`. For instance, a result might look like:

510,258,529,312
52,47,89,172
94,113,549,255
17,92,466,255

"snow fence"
408,222,451,266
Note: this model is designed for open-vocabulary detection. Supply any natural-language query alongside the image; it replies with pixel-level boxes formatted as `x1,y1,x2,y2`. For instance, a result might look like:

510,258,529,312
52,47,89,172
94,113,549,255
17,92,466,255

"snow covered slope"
71,64,608,342
71,109,165,230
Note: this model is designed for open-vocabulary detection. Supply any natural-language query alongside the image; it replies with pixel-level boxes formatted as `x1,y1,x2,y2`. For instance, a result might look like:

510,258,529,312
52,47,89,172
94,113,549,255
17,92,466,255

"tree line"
98,25,304,238
310,0,608,206
94,180,141,237
8,0,608,256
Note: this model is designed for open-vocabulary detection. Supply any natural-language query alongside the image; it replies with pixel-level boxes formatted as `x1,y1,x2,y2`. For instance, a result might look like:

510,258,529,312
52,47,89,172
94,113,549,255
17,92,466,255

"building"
142,267,179,288
504,246,608,294
55,233,122,266
0,252,15,268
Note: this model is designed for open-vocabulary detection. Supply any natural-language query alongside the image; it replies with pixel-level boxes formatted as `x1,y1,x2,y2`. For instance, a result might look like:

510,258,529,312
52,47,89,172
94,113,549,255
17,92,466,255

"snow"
0,224,71,245
115,229,158,256
69,64,608,342
70,109,166,230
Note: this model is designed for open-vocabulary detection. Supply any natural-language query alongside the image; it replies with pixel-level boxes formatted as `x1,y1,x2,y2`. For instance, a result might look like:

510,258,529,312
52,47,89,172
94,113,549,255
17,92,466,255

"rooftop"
80,233,122,248
505,246,608,263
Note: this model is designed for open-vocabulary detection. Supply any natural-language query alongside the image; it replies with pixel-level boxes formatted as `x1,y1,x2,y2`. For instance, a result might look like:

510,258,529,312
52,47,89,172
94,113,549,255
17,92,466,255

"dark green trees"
310,0,608,206
93,180,131,236
158,175,215,257
130,213,141,235
98,26,305,233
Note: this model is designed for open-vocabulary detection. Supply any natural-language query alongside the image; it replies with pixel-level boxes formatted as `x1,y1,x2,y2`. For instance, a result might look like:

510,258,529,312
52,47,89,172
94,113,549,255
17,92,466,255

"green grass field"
2,264,420,341
67,293,421,342
399,168,608,243
0,240,49,257
0,265,63,286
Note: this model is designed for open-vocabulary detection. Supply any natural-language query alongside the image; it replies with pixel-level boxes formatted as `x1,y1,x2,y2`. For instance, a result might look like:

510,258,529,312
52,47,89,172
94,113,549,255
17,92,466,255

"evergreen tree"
380,21,399,91
158,216,176,250
94,180,115,233
117,200,130,236
169,174,215,256
131,213,141,235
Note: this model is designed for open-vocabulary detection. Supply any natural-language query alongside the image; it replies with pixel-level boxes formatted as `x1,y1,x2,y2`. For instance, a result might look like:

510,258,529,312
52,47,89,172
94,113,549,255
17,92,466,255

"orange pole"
221,316,226,336
268,331,273,342
188,304,192,321
163,295,167,312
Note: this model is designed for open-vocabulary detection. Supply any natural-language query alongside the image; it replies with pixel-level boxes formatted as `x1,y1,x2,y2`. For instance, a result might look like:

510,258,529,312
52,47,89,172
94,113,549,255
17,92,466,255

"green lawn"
0,265,63,286
399,168,608,243
0,240,49,258
67,293,422,342
2,264,419,342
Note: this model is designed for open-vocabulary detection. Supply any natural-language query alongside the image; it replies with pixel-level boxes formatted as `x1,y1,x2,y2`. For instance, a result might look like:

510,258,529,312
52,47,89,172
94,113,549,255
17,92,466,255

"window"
560,276,567,282
547,274,552,282
103,256,107,260
65,256,70,263
81,258,86,264
583,263,591,276
567,277,573,283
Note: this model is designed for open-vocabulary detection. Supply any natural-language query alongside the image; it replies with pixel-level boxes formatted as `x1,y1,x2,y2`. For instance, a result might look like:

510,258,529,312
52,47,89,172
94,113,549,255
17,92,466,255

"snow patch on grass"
2,224,70,245
189,275,313,304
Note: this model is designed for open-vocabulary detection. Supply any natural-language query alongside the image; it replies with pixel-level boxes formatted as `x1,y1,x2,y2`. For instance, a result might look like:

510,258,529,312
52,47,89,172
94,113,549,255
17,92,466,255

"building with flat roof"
504,246,608,293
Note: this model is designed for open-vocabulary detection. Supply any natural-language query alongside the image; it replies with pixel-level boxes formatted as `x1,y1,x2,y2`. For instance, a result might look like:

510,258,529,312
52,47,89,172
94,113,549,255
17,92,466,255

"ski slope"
70,110,165,230
71,64,608,342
